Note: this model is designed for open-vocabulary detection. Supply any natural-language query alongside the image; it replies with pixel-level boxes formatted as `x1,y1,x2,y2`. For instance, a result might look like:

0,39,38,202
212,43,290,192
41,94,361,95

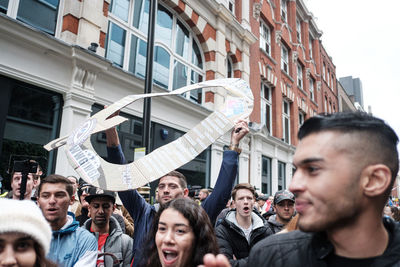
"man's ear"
70,195,75,205
361,164,392,197
183,188,189,197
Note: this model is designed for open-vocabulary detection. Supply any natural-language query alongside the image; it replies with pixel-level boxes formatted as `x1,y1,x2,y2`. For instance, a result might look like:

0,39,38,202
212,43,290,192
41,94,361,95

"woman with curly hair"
141,198,219,267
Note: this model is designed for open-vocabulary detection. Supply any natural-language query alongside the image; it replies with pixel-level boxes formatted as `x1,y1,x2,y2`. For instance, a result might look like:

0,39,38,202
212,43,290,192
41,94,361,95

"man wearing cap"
83,188,133,267
266,190,295,234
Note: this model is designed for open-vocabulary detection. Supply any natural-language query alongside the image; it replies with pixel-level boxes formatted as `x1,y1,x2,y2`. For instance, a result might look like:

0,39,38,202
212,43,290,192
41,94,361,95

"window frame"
298,111,305,129
106,0,205,103
296,18,301,43
282,99,291,144
308,34,313,59
297,63,303,90
281,44,289,74
309,77,315,101
262,155,272,195
2,0,62,36
278,161,286,190
281,0,287,23
259,20,271,55
261,82,272,133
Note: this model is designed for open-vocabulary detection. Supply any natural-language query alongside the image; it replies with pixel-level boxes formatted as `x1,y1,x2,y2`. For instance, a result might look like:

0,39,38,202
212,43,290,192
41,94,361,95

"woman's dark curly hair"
141,198,219,266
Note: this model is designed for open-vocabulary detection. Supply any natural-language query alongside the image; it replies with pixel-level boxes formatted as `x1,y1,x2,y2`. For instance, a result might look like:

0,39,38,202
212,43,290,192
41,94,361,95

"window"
298,112,305,128
296,18,301,43
281,45,289,73
308,34,313,59
2,0,60,35
327,69,330,87
324,96,328,112
0,0,8,14
322,63,326,80
262,156,272,195
0,75,63,177
281,0,287,22
260,21,271,55
331,74,335,89
227,57,233,78
278,161,286,190
309,78,315,101
228,0,235,13
261,83,272,133
107,0,204,103
297,63,303,89
282,100,290,144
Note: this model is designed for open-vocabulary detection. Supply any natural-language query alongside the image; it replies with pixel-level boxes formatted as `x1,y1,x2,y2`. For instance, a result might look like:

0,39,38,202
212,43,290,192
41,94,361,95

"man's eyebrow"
294,157,324,166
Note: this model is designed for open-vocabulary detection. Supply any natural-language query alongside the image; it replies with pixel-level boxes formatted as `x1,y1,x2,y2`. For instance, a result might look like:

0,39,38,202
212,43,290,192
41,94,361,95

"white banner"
44,78,253,191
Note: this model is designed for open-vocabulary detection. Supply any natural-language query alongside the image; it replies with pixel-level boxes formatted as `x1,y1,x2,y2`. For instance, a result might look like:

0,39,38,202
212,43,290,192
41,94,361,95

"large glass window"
260,21,271,55
309,77,315,101
107,23,126,67
0,0,8,14
297,63,303,90
262,156,272,194
107,0,204,103
261,83,272,133
282,100,290,144
298,111,305,129
281,45,289,73
296,18,301,43
2,0,60,35
227,57,233,78
309,34,313,59
0,76,62,186
281,0,287,22
278,161,286,190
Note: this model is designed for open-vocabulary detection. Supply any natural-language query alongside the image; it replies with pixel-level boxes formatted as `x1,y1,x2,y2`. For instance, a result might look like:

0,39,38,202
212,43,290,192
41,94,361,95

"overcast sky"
304,0,400,142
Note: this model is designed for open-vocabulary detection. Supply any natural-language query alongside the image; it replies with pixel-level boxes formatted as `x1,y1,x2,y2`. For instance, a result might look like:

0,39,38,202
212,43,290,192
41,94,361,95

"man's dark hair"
231,183,256,201
38,174,74,197
161,170,187,189
298,112,399,199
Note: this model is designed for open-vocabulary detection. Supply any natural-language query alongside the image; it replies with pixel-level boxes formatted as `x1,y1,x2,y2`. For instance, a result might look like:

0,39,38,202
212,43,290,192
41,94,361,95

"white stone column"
241,0,251,31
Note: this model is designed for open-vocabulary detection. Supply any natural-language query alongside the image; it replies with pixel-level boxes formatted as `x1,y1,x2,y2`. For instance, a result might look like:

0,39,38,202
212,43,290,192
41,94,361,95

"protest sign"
44,78,253,191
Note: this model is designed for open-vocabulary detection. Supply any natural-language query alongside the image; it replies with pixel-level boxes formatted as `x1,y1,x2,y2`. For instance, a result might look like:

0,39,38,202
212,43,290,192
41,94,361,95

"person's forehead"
159,176,181,185
160,208,190,226
41,182,68,192
90,197,113,205
236,188,253,197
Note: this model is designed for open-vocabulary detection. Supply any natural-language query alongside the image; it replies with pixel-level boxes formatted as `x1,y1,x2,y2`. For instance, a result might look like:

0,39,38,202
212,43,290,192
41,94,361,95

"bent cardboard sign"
44,78,253,191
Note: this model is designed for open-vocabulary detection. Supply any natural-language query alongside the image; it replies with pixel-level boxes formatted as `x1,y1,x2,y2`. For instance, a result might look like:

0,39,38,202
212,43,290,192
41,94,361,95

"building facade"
0,0,338,197
339,75,364,109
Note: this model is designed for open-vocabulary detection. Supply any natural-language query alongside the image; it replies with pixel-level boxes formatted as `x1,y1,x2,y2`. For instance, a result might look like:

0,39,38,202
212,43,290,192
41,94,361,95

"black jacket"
248,218,400,267
266,214,285,234
215,209,273,267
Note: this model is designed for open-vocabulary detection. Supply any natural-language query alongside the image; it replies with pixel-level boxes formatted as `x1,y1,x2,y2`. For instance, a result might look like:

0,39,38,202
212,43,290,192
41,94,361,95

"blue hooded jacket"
48,212,98,267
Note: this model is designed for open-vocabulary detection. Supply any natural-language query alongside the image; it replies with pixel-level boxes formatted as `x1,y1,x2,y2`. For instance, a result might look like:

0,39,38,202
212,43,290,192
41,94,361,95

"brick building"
0,0,338,196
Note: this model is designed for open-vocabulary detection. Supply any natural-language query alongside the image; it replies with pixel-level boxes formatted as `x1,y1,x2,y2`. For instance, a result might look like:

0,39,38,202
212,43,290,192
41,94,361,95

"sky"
304,0,400,143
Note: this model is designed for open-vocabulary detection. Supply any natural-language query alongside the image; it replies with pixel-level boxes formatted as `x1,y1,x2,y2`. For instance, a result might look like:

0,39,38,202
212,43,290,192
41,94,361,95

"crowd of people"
1,111,400,267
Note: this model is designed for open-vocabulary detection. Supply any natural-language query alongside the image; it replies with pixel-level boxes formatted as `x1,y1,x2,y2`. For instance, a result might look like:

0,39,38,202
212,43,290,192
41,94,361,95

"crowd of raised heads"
1,112,400,267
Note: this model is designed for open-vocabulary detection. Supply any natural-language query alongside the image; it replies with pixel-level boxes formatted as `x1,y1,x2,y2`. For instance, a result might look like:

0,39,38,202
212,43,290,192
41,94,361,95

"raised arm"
202,120,249,224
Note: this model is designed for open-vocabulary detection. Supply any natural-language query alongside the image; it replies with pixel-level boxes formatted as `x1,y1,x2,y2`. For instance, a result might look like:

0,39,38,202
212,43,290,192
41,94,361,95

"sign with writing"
44,78,253,191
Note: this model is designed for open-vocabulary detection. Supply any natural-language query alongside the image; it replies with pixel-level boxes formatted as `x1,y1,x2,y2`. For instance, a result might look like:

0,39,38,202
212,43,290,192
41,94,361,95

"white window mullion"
7,0,19,18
